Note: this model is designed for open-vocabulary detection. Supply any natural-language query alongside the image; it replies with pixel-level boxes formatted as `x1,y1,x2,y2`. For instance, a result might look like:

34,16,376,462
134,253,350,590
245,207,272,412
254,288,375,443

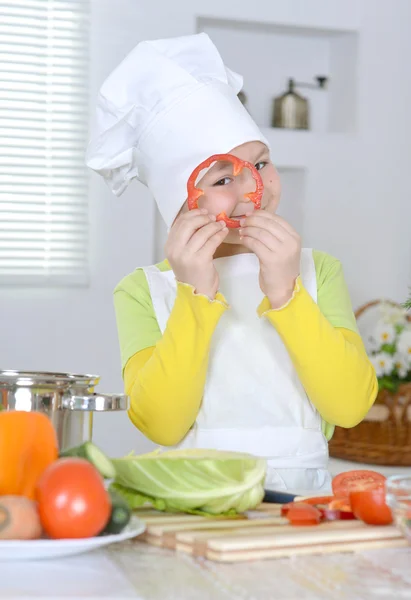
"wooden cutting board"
133,503,408,563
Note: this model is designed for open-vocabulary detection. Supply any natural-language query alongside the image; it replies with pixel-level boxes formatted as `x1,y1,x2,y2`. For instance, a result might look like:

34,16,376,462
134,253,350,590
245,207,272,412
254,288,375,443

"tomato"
281,502,295,517
320,507,356,521
285,503,322,526
332,470,386,498
349,486,393,526
36,458,111,539
328,498,351,512
282,495,357,523
297,496,335,506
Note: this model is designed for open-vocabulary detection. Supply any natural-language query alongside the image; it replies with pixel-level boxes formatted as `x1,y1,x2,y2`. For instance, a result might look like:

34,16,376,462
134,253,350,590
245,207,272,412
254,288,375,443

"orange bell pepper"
0,411,58,499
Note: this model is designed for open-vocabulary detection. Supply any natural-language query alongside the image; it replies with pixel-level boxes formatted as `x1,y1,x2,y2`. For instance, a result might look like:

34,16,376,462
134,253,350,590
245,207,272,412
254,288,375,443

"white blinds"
0,0,90,285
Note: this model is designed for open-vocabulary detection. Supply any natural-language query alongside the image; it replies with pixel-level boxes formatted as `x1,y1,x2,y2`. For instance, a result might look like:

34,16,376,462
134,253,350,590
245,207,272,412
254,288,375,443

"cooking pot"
0,370,129,451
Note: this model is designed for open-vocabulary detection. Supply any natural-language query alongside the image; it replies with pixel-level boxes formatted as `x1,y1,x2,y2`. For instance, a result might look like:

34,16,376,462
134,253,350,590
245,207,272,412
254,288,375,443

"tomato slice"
328,498,351,512
281,502,295,517
320,507,356,521
283,496,356,522
297,495,335,506
349,486,393,526
332,470,386,498
286,503,322,526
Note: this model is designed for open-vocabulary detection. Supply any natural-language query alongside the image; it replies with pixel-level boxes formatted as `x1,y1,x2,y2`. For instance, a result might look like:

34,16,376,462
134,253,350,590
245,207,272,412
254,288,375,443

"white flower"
397,329,411,364
393,353,410,379
371,353,395,377
379,302,408,326
369,322,396,348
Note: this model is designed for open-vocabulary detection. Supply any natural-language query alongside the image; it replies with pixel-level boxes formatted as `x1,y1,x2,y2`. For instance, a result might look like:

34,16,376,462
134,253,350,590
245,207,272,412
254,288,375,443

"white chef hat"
86,33,269,228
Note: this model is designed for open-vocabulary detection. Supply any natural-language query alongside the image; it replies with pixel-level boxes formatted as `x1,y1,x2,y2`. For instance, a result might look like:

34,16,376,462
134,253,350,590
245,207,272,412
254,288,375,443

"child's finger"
199,226,229,257
241,215,287,240
240,235,271,262
242,212,295,240
187,221,226,252
271,214,299,237
239,226,282,251
172,213,215,247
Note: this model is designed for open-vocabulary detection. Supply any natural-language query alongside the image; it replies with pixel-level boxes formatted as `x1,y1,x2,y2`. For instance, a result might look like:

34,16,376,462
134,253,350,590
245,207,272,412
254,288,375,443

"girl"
86,33,377,492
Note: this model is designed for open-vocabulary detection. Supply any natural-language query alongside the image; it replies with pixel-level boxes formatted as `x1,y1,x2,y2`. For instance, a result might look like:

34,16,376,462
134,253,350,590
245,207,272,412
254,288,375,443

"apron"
142,249,331,494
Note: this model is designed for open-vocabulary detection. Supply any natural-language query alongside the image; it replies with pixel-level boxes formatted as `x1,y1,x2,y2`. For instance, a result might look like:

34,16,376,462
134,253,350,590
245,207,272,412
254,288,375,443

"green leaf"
380,343,396,355
378,377,398,392
110,483,239,517
111,449,266,516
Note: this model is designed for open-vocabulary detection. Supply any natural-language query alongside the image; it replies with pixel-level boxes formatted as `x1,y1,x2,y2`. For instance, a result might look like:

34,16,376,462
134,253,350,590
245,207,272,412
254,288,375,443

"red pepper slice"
186,153,264,228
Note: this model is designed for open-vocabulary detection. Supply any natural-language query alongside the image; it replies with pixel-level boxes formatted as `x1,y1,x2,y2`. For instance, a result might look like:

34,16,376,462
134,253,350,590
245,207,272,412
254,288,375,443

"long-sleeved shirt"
114,250,378,446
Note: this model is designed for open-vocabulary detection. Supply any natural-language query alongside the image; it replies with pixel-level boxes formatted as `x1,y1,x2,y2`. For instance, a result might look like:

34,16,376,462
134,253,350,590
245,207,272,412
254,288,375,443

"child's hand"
166,209,228,299
239,212,301,309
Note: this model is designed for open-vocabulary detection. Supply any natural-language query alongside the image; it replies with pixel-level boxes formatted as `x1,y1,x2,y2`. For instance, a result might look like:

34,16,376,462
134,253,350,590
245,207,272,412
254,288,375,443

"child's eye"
255,161,268,171
213,176,232,186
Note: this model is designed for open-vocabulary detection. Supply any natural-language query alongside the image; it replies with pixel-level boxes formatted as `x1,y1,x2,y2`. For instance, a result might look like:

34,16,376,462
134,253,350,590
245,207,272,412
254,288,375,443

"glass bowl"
386,475,411,543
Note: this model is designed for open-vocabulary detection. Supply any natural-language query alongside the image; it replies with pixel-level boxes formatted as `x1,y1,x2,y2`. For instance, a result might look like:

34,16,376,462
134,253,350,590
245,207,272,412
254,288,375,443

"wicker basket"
328,300,411,466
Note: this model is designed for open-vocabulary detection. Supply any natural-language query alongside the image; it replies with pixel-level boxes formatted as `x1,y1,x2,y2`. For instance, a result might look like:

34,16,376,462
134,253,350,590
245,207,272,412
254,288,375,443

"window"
0,0,90,285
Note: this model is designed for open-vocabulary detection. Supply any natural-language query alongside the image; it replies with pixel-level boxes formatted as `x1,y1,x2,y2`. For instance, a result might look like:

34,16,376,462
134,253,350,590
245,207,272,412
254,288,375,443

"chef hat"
86,33,269,227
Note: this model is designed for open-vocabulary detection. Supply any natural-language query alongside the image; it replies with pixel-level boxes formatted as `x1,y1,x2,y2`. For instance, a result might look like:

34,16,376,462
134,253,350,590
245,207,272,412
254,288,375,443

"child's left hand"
239,212,301,309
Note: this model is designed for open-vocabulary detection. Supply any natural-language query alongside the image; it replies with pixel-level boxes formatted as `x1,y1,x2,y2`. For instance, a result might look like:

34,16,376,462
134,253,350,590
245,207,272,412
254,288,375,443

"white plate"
0,515,146,561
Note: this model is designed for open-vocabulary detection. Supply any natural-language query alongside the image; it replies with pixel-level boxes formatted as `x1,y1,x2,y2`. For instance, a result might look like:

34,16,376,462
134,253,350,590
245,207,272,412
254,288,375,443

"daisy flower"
371,353,395,377
397,329,411,364
379,301,408,326
393,353,410,379
370,322,396,348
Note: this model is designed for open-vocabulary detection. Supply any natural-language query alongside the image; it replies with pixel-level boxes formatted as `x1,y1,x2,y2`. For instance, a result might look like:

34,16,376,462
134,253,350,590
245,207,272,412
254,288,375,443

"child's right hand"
166,209,228,299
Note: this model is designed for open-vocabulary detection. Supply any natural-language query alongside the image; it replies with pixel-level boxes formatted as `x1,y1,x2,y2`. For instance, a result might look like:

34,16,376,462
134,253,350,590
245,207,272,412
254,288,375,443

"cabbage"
111,449,266,515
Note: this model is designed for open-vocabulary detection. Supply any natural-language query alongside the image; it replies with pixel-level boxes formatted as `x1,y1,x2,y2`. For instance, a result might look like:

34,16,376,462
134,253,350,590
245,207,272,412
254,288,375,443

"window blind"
0,0,90,285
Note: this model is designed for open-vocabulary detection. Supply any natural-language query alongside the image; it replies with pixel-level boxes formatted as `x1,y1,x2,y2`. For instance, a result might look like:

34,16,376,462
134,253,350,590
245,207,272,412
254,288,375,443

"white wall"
1,0,411,456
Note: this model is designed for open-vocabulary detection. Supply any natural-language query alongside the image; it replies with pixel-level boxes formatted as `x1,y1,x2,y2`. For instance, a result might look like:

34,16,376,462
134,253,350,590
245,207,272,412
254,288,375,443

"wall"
1,0,411,456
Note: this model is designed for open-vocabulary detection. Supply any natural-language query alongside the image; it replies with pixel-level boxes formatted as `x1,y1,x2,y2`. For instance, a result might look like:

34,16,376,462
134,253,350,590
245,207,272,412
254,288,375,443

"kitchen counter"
1,540,410,599
1,458,411,600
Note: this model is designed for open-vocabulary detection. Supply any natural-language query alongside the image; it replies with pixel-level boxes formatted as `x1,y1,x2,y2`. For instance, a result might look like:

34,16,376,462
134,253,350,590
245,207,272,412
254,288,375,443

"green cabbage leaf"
111,449,266,515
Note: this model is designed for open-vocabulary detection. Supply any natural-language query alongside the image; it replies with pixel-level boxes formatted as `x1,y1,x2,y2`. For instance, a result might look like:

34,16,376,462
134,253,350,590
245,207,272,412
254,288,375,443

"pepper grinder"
272,76,328,130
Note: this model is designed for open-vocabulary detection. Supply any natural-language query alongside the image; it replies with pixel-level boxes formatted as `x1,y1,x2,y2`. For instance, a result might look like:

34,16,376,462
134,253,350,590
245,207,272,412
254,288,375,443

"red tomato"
281,502,295,517
286,503,322,526
332,470,386,498
36,458,111,539
349,486,393,526
297,495,335,506
328,498,352,512
320,507,356,521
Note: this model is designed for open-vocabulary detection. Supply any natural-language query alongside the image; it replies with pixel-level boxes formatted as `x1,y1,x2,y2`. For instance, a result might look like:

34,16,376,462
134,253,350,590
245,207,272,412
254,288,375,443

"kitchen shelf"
197,16,359,134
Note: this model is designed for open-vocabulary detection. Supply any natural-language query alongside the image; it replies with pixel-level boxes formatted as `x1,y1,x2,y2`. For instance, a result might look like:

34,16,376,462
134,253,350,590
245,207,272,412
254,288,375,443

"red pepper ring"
186,153,264,229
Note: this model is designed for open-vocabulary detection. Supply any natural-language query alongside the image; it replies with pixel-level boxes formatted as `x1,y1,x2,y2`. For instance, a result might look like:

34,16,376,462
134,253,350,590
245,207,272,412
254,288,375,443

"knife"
263,489,297,504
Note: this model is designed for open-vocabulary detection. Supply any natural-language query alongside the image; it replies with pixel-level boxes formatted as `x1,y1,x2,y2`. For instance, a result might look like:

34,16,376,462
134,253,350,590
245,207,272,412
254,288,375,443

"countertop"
1,458,410,600
1,540,411,600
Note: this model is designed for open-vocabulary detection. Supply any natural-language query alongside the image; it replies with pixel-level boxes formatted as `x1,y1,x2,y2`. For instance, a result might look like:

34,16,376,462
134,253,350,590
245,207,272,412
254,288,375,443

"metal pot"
0,370,129,451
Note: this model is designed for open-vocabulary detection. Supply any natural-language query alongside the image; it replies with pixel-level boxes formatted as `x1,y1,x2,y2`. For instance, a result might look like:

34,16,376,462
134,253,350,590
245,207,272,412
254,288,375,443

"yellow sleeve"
258,277,378,429
123,283,228,446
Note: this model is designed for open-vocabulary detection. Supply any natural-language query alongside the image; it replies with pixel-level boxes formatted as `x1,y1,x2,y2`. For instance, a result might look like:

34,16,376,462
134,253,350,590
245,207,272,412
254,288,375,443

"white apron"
142,249,331,494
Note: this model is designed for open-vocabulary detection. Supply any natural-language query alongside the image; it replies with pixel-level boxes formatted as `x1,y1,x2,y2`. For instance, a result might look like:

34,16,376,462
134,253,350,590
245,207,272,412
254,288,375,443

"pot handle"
62,393,129,411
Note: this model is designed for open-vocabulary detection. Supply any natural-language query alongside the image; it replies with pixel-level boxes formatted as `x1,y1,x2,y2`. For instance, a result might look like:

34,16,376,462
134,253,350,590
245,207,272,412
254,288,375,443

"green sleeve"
313,250,359,440
113,267,163,372
313,250,359,334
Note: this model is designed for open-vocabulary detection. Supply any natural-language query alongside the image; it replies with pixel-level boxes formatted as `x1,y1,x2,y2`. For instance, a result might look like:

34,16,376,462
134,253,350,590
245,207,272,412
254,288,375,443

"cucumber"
60,441,116,480
100,489,132,535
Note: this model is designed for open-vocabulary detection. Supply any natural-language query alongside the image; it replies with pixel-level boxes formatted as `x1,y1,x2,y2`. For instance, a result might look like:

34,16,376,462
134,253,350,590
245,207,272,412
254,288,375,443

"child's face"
179,141,281,245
